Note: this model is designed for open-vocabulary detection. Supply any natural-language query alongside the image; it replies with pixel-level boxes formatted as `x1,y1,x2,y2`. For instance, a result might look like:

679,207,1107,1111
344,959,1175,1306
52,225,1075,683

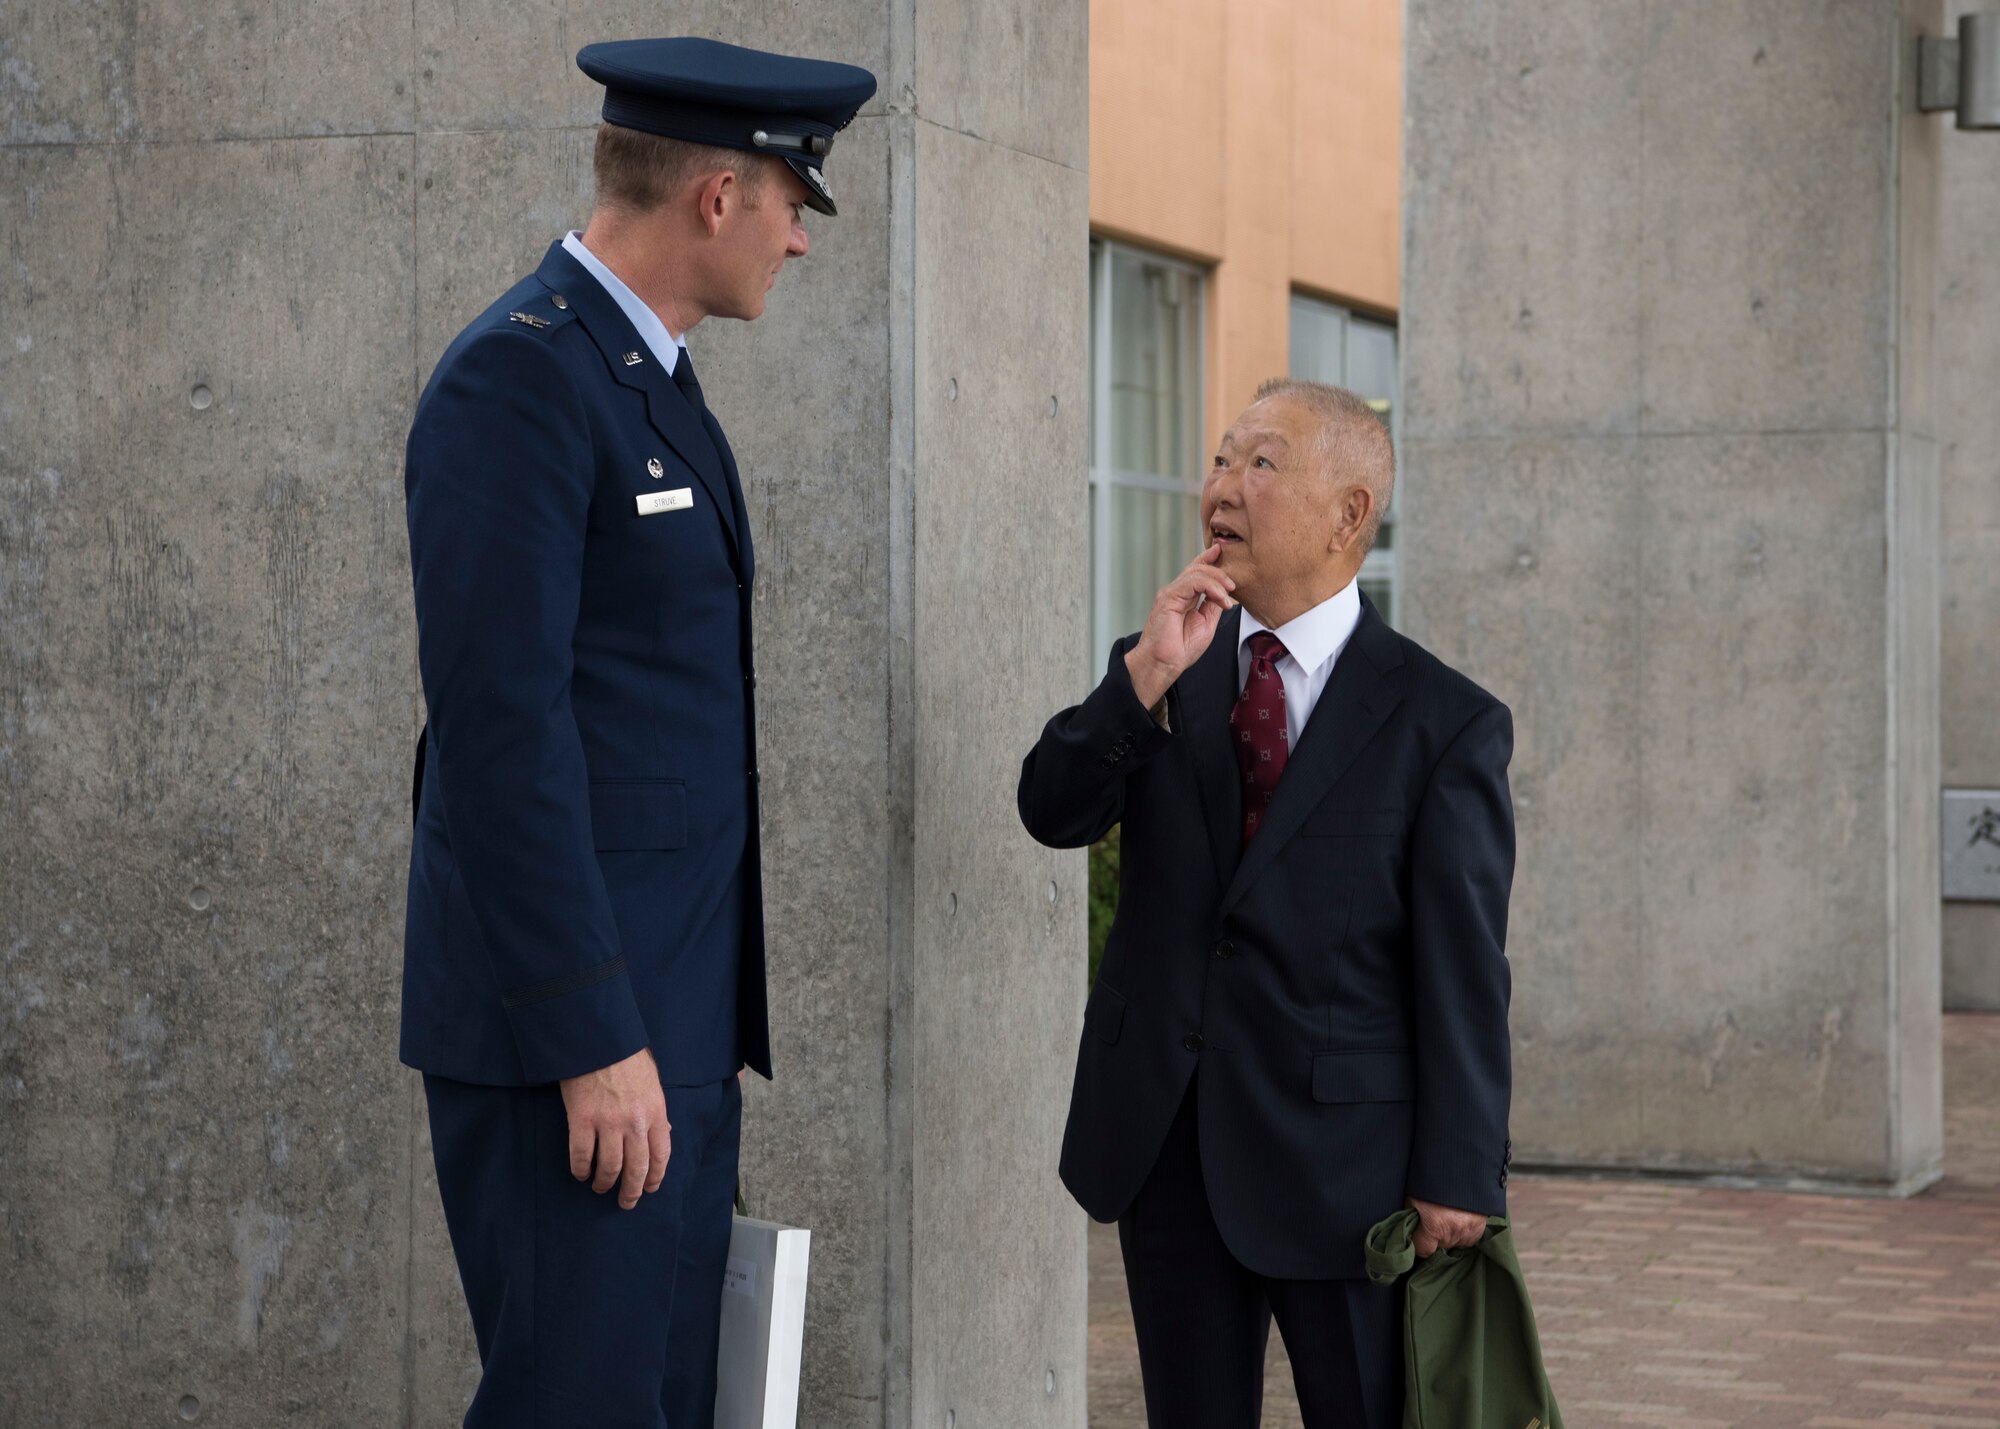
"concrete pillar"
1401,0,1944,1189
0,1,1087,1423
1939,0,2000,1010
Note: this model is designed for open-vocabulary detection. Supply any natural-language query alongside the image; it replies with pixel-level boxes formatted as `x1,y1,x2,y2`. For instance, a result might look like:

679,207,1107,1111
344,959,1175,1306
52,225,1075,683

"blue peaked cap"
577,38,877,216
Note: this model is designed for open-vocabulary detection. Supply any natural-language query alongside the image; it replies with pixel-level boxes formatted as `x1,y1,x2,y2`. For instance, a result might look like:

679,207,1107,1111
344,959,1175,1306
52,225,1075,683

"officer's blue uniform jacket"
401,241,767,1089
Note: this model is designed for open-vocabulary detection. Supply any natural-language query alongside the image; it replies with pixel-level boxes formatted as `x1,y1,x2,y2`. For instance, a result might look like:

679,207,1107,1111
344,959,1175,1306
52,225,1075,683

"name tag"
636,488,693,517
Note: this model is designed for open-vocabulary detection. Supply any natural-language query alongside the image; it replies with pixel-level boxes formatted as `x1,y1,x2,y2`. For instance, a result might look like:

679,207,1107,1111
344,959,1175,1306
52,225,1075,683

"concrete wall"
0,1,1088,1424
1089,0,1401,441
1401,0,1944,1188
1939,0,2000,1010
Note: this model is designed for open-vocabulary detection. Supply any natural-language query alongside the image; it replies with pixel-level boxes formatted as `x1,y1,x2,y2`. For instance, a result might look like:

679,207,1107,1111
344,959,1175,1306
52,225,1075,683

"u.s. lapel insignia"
646,457,664,479
507,311,550,329
623,351,644,366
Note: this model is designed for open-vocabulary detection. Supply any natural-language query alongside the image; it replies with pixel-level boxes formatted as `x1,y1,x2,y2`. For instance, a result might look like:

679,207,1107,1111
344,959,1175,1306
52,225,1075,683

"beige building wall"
1090,0,1402,443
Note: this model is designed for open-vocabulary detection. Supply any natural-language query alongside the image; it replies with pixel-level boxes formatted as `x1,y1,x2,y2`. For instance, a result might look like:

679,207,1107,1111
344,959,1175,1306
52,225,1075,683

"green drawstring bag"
1364,1209,1563,1429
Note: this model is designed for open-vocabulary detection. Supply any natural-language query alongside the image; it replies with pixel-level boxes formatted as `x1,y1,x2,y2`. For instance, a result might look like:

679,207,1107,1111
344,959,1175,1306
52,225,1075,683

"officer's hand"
1407,1196,1488,1258
559,1047,671,1211
1124,544,1237,710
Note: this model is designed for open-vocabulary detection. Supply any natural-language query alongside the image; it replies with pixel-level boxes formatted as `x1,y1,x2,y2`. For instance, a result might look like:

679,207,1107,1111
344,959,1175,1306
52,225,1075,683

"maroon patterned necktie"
1230,631,1290,844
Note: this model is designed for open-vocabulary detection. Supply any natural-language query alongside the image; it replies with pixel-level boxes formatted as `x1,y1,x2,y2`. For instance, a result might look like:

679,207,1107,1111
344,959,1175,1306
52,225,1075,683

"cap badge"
647,457,665,479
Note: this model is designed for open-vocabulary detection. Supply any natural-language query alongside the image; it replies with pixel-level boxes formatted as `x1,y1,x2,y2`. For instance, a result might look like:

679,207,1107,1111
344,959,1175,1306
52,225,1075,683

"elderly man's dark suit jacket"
1018,598,1515,1280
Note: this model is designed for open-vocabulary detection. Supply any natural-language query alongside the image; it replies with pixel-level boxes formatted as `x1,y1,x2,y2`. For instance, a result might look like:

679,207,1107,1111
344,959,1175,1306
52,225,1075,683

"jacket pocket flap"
588,780,687,851
1086,985,1127,1046
1303,805,1405,837
1311,1049,1415,1103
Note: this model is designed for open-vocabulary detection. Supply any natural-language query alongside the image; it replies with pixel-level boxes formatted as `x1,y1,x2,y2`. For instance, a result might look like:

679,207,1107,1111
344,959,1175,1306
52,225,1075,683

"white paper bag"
714,1215,812,1429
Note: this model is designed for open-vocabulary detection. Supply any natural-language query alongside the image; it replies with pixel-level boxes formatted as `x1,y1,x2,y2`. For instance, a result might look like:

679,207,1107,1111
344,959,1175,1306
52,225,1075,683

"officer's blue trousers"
424,1073,742,1429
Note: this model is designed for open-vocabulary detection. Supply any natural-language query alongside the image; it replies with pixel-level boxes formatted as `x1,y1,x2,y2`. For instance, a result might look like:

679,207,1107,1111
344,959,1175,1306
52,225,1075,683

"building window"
1288,292,1399,626
1088,238,1207,678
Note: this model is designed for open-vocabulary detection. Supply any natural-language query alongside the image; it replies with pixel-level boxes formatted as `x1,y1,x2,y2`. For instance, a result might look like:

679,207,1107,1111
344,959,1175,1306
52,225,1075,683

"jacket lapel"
1217,598,1405,919
695,404,756,587
533,245,742,561
1173,606,1246,894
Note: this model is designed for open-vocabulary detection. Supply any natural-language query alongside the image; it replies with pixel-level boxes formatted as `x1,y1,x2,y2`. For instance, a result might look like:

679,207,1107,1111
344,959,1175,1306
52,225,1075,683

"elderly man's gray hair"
1253,377,1396,555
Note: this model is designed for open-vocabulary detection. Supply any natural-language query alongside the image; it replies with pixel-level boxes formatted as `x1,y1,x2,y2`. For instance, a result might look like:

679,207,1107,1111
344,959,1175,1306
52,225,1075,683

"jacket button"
1182,1033,1204,1053
551,293,568,309
1213,940,1235,960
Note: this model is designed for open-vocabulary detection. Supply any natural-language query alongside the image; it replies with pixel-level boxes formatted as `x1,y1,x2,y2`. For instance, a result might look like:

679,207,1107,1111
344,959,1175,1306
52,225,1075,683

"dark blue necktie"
671,346,704,413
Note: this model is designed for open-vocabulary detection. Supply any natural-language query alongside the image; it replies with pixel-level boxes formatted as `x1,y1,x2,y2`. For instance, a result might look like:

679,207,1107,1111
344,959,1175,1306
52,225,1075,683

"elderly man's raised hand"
1124,543,1237,710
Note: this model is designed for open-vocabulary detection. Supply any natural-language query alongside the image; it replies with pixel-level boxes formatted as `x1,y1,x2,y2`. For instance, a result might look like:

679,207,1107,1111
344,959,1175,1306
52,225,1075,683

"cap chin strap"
750,128,833,157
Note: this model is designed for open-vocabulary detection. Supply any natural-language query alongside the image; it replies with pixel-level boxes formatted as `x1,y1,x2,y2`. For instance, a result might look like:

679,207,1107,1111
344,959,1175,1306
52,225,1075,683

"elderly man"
1018,379,1516,1428
400,37,873,1427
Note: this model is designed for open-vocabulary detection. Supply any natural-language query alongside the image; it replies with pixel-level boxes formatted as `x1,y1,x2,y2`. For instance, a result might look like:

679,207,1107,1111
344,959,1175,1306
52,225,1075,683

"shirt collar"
1239,577,1364,675
561,231,684,376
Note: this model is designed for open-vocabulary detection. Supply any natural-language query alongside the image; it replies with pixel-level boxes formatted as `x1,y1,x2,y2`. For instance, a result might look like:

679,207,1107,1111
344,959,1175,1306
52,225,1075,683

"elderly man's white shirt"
561,231,686,376
1237,578,1364,750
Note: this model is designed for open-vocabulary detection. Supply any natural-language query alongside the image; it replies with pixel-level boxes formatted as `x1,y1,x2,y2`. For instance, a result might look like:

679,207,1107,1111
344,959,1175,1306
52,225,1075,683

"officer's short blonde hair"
591,122,775,214
1254,377,1396,555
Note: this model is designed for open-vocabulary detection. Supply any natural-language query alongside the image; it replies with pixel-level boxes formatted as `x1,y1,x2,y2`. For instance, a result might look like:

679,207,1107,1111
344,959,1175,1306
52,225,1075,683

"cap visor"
785,156,838,216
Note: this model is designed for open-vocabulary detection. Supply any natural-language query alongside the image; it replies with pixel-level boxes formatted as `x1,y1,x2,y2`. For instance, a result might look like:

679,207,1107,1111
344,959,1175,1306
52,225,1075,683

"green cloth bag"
1364,1209,1563,1429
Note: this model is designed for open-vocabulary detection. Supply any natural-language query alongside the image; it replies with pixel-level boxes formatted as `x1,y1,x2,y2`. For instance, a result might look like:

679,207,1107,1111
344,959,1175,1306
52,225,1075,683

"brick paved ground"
1088,1014,2000,1428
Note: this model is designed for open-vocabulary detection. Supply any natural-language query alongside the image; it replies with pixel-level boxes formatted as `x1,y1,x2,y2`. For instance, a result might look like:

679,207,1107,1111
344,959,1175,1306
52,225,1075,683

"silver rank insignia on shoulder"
646,457,665,479
623,351,644,366
508,311,550,329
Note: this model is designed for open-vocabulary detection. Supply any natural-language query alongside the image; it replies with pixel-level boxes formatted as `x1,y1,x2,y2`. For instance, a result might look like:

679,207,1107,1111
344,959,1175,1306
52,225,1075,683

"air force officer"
400,38,875,1428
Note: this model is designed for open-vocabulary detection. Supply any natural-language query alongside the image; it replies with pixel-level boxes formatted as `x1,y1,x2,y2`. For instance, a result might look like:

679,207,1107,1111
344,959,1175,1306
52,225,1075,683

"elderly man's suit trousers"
1119,1075,1403,1429
424,1073,741,1429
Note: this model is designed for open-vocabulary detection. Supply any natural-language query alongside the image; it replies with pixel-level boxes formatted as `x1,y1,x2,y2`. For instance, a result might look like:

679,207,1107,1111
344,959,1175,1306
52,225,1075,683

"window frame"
1088,238,1210,678
1287,290,1401,624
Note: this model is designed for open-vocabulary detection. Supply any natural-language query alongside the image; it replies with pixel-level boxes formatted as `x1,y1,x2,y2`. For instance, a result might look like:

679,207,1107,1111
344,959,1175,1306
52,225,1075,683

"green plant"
1087,827,1121,986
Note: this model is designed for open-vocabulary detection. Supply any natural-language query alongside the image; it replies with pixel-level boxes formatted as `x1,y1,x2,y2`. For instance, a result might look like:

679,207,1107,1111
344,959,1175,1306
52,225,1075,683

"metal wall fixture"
1920,11,2000,129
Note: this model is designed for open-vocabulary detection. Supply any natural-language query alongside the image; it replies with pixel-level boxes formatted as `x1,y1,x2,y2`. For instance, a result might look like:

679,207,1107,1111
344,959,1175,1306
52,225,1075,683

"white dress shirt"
1237,578,1364,750
561,231,686,376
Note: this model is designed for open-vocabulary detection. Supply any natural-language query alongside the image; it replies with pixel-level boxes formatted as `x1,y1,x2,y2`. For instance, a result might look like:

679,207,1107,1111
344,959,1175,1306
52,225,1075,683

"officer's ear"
695,168,740,238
